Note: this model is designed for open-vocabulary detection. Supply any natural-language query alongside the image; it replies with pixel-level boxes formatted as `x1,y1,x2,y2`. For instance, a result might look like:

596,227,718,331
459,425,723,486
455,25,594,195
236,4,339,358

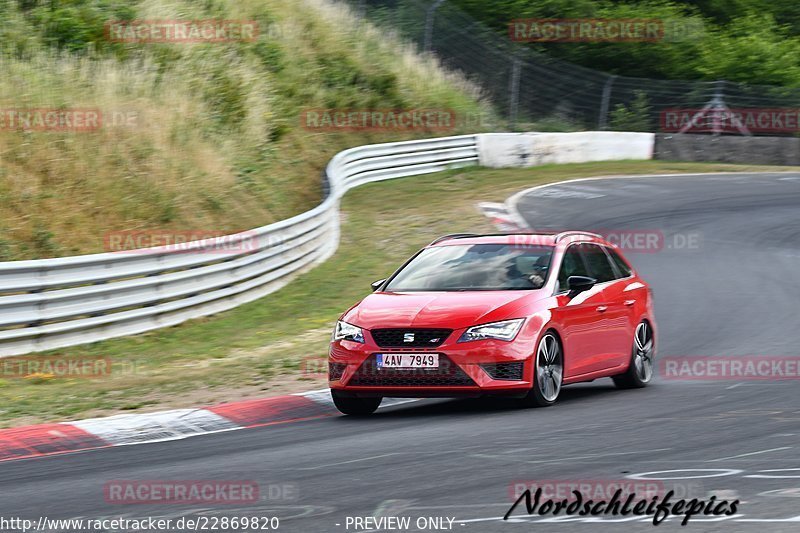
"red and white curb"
0,390,418,463
475,201,529,232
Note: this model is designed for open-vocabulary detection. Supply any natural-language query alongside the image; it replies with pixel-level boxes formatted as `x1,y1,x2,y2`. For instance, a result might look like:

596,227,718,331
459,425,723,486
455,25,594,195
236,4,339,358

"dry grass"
0,0,494,259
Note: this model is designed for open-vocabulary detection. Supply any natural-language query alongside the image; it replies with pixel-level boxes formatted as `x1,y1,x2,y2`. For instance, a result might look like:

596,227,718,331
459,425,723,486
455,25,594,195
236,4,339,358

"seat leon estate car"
328,231,655,415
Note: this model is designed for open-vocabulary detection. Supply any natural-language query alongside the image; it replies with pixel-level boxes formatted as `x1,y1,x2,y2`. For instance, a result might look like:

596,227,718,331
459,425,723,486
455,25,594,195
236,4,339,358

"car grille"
347,354,475,387
370,328,452,348
329,362,347,381
480,362,524,381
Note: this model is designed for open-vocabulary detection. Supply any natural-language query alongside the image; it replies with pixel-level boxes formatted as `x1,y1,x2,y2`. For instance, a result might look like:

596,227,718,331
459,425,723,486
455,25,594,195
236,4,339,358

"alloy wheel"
536,333,563,402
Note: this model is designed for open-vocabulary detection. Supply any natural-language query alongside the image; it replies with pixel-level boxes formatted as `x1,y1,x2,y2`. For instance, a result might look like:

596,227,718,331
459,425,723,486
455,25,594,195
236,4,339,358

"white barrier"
0,132,654,356
477,132,655,168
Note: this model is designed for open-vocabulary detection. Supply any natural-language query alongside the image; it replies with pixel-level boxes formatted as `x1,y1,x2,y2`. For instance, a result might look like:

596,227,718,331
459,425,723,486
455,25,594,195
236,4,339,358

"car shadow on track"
351,379,655,420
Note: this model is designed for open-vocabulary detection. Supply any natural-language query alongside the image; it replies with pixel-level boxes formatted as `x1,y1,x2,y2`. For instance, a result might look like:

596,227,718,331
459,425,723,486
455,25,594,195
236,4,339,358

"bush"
609,91,652,132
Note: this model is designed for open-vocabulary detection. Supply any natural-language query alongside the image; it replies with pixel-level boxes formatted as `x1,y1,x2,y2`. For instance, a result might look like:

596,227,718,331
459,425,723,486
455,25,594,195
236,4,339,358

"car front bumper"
329,336,534,398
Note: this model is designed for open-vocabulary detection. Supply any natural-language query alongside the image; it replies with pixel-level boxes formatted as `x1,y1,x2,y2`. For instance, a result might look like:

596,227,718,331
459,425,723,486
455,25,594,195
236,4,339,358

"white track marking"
456,513,769,524
738,516,800,522
711,447,792,462
745,468,800,479
505,171,800,228
298,453,402,470
626,469,743,480
471,448,671,465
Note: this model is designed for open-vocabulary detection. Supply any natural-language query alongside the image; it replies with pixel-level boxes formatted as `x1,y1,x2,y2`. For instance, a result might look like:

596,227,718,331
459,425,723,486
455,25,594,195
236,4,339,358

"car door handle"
596,306,608,313
624,299,636,306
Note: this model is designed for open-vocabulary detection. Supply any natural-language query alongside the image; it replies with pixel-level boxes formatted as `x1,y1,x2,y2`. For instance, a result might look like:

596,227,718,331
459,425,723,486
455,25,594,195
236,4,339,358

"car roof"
428,232,606,248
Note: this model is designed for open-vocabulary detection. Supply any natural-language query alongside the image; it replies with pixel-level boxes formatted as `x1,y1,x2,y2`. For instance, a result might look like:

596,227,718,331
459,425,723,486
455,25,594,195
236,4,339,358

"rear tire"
613,321,654,389
331,390,382,415
519,332,563,407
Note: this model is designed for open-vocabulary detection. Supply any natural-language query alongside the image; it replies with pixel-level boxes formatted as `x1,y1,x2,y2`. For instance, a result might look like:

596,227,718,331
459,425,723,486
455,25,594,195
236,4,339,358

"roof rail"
429,233,479,245
554,231,603,243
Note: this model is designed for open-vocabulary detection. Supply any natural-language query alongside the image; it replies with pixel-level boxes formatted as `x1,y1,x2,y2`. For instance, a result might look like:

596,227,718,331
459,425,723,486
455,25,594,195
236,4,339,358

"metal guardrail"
0,135,480,356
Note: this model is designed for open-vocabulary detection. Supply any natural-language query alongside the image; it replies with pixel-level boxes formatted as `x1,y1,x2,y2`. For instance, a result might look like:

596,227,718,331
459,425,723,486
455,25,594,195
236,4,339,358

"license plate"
376,353,439,369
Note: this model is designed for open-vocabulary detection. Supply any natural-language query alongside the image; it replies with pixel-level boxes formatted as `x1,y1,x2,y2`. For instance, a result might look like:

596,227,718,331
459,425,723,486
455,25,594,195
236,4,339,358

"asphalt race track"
1,173,799,532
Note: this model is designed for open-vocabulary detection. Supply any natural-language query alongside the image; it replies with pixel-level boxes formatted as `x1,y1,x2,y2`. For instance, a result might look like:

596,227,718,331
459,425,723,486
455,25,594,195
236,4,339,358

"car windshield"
384,243,554,291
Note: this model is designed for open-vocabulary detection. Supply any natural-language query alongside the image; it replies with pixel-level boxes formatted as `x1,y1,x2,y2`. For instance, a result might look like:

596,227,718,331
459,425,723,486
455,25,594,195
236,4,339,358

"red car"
328,232,655,415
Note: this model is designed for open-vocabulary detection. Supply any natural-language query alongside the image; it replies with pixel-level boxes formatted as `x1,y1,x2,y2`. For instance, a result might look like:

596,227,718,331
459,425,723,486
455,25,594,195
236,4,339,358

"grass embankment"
0,0,492,259
1,160,795,427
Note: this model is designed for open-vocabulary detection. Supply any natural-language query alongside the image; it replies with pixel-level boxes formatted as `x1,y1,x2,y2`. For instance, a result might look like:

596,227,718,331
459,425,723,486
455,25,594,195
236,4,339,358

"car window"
557,245,589,292
606,247,633,278
384,243,554,291
579,244,616,283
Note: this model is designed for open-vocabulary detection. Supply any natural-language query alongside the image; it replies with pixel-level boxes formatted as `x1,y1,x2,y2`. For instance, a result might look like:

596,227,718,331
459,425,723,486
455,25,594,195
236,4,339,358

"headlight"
458,319,524,343
333,321,365,343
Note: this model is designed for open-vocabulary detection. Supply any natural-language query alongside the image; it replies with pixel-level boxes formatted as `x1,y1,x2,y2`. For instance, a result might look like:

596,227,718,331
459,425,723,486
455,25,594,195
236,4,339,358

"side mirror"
371,279,387,292
567,275,596,298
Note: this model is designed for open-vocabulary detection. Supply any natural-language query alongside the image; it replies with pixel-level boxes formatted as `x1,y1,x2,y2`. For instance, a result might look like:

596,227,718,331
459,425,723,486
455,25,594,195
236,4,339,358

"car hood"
342,290,542,330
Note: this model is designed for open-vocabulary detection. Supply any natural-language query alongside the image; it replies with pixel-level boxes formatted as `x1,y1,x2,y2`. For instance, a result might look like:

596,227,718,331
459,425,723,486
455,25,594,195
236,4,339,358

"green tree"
449,0,800,86
694,13,800,86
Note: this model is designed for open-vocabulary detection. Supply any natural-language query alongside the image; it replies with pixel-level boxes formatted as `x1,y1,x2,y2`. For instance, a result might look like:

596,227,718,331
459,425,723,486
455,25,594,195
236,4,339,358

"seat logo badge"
429,338,440,343
403,333,415,343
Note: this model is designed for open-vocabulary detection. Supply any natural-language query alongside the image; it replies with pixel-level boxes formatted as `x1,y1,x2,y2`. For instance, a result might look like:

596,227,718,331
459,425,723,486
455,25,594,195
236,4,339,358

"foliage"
609,91,652,131
0,0,493,259
450,0,800,85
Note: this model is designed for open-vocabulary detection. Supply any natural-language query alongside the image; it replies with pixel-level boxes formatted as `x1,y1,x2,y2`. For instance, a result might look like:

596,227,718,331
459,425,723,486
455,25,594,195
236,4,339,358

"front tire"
519,332,563,407
613,321,654,389
331,390,382,415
